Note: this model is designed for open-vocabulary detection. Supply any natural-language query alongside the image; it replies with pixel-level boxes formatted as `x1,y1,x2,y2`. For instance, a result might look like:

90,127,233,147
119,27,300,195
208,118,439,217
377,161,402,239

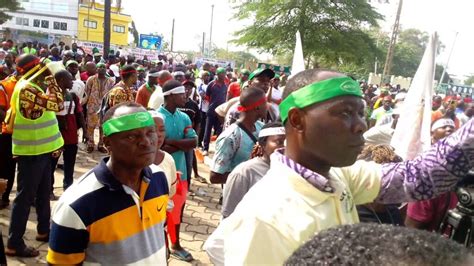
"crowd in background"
0,40,473,264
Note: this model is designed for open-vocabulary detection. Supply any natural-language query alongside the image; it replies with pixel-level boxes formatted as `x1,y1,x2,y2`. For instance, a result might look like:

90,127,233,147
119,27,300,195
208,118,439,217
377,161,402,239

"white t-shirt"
150,151,177,198
197,83,209,112
148,85,164,110
70,79,86,105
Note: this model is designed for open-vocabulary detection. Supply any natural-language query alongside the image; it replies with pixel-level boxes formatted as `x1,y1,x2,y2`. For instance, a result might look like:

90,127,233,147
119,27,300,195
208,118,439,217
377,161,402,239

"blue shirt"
211,121,263,174
206,80,227,111
158,106,197,180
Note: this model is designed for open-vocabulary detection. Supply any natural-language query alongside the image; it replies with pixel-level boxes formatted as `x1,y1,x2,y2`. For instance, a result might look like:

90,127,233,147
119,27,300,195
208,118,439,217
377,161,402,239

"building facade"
0,0,79,44
0,0,131,46
78,0,131,46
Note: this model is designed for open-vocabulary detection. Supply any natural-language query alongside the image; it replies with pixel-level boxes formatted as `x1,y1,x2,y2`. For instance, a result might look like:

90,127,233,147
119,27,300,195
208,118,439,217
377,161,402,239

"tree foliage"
231,0,383,68
0,0,22,25
464,75,474,86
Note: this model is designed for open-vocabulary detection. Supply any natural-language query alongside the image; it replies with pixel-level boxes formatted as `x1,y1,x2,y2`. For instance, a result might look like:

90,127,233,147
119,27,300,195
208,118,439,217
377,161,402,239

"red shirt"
135,83,154,108
80,72,90,82
227,82,241,99
407,191,458,231
58,93,82,145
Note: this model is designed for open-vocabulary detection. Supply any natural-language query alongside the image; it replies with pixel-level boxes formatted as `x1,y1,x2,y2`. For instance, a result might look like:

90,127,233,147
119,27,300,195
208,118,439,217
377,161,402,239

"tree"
0,0,22,25
129,20,139,47
465,75,474,86
231,0,383,68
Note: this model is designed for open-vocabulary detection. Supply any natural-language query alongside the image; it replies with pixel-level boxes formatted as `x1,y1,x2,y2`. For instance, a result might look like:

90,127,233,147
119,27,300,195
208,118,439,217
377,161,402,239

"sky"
122,0,474,78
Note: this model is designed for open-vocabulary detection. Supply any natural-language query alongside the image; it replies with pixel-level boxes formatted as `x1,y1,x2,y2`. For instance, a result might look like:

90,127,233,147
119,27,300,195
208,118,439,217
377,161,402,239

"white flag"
390,32,438,160
290,31,305,78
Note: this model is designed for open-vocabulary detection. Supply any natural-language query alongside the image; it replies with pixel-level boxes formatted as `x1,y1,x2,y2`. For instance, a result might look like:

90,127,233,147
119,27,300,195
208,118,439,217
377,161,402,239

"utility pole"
209,4,214,56
103,0,111,58
170,18,175,52
382,0,403,83
202,32,206,55
439,31,458,85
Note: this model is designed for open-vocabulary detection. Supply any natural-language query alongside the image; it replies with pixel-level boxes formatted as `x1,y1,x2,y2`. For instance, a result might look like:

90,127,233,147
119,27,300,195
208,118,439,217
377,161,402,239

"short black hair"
285,223,472,266
102,102,144,125
239,86,266,109
258,121,283,145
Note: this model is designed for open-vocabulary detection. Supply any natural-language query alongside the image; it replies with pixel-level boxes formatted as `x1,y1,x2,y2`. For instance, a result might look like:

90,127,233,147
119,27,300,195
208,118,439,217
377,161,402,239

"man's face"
272,78,280,88
51,48,59,57
241,73,249,82
296,95,367,167
127,72,138,85
432,96,442,110
383,99,392,110
465,103,474,117
263,135,286,158
432,126,454,143
202,74,210,83
153,117,166,148
251,76,271,92
67,64,79,76
97,65,107,75
172,92,187,107
94,55,101,63
4,54,13,65
148,76,158,86
138,70,146,80
105,125,157,169
58,73,73,90
184,85,193,98
217,72,226,81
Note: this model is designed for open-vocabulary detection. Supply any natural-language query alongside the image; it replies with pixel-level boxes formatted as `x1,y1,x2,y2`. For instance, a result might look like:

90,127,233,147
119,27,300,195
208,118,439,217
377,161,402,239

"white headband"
148,71,160,77
162,86,186,96
431,118,455,132
258,127,285,138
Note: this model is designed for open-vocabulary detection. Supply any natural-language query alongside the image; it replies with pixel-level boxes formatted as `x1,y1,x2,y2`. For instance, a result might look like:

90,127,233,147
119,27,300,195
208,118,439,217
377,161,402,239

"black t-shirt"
179,99,201,126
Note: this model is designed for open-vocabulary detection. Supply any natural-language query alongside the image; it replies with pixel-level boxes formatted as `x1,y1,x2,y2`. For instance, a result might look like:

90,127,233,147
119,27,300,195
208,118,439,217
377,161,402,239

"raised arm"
377,118,474,204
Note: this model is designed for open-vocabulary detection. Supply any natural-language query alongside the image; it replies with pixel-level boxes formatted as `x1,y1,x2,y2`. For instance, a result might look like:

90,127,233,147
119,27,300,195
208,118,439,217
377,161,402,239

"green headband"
279,76,362,123
102,112,155,137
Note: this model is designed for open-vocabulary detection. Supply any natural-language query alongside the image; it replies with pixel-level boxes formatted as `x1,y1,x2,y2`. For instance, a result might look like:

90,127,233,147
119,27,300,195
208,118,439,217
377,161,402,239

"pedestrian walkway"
1,143,221,265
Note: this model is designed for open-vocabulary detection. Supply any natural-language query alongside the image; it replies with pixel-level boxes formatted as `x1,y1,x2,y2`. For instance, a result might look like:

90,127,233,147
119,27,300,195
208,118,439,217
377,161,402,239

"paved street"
1,142,220,265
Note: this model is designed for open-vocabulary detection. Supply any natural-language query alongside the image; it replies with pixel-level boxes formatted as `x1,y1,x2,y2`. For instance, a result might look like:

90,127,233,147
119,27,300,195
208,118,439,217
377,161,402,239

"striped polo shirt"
47,158,169,265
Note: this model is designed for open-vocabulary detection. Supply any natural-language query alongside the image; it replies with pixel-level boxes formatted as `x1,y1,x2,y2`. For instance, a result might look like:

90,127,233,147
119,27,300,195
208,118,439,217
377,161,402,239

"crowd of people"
0,40,473,265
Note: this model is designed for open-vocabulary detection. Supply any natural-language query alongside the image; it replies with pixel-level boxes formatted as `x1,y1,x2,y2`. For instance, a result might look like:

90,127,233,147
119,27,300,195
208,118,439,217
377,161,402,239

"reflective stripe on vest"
12,131,61,146
11,80,64,156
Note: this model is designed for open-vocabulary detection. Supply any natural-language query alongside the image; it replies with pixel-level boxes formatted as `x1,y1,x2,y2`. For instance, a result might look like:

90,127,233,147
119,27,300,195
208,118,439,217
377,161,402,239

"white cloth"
70,80,86,105
205,159,382,265
148,85,164,109
363,124,395,146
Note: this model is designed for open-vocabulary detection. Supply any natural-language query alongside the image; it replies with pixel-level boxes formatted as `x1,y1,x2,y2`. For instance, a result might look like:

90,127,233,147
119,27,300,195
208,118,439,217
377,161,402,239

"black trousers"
51,144,78,191
0,133,16,202
7,153,51,250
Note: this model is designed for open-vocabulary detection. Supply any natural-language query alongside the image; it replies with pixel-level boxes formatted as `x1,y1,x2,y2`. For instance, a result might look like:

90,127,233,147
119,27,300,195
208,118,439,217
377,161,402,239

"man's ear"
287,107,305,133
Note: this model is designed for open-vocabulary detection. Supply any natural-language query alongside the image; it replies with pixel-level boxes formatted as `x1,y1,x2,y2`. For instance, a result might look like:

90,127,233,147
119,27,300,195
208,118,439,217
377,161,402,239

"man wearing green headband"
48,102,170,265
206,69,474,264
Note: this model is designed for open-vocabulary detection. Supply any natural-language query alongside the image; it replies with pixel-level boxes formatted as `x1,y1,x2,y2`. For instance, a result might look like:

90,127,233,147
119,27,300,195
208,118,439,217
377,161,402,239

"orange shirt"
0,75,17,133
227,82,241,100
135,83,154,108
431,110,460,129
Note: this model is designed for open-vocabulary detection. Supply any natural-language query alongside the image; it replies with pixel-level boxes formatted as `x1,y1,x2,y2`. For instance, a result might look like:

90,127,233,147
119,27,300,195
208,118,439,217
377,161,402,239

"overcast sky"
123,0,474,78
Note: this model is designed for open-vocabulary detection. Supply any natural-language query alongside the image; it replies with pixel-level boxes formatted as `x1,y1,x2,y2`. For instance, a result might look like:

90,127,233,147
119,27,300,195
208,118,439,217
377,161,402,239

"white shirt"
148,85,164,109
205,159,382,265
70,80,86,105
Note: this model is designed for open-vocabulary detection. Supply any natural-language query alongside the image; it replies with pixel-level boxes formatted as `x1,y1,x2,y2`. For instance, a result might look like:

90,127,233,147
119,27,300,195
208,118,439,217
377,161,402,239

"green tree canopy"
464,75,474,86
0,0,22,25
231,0,383,68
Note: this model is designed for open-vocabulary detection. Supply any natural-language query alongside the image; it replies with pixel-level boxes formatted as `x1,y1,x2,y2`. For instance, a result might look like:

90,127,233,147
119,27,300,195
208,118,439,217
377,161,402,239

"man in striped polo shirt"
47,102,169,265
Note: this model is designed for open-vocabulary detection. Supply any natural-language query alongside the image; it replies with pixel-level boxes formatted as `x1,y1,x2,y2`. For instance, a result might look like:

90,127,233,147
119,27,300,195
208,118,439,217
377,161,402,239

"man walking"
84,63,114,153
202,67,227,155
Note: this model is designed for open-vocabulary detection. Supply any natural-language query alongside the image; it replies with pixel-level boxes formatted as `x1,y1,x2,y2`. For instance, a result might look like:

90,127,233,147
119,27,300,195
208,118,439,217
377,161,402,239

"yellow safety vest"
11,80,63,155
